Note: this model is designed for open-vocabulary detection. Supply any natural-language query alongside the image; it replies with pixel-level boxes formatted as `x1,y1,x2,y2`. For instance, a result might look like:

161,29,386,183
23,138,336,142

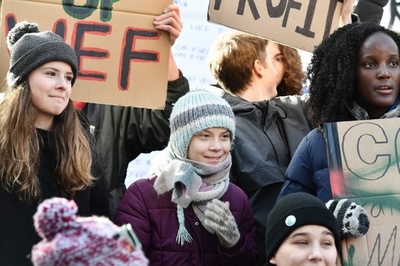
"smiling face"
28,61,74,130
269,225,338,266
187,127,231,165
355,32,400,119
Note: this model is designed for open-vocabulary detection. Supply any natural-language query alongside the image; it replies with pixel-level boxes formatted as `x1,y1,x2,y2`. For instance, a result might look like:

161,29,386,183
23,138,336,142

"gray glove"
204,198,240,248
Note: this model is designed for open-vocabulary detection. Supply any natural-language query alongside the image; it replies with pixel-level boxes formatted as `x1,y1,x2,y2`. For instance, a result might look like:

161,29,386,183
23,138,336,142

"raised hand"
154,4,183,46
204,199,240,248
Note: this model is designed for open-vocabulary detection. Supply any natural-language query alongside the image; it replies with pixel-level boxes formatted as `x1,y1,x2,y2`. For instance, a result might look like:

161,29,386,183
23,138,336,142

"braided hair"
306,22,400,128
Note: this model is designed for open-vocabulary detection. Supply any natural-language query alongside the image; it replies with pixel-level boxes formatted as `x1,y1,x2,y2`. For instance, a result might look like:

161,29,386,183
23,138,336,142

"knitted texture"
6,21,78,88
152,146,231,246
265,192,341,263
169,90,235,158
204,199,240,247
151,90,234,246
31,197,148,266
326,198,370,239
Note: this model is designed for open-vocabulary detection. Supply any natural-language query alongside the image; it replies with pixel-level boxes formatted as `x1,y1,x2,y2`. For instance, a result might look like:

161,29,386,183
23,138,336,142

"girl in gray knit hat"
0,21,109,265
114,90,258,265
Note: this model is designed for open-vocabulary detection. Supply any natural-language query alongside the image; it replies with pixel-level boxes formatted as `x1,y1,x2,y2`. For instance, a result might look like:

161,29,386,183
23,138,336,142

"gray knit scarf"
152,146,231,246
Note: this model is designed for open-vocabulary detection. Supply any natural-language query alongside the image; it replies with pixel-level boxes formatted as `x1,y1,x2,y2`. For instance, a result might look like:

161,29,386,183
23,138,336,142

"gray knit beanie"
6,21,78,88
169,90,235,158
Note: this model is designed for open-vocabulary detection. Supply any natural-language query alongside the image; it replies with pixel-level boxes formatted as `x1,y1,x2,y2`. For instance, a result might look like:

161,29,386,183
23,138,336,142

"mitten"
326,198,370,239
204,198,240,248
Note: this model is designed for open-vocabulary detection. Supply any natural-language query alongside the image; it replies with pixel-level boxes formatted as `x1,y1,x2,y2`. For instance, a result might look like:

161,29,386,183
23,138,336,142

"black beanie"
265,192,341,264
6,21,78,88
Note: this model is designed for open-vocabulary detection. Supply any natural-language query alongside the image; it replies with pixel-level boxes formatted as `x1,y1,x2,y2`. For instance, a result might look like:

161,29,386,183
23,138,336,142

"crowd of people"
0,0,396,265
206,30,311,264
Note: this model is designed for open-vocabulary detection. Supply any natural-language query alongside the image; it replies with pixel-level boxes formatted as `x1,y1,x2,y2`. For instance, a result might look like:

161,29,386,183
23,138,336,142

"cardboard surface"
323,118,400,266
0,0,173,108
207,0,342,52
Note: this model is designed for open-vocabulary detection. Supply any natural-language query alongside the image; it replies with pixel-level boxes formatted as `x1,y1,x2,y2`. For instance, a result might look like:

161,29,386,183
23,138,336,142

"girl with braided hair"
278,22,400,202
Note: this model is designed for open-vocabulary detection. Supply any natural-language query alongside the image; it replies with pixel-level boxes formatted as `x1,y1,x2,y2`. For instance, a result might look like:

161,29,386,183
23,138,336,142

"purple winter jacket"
113,176,258,265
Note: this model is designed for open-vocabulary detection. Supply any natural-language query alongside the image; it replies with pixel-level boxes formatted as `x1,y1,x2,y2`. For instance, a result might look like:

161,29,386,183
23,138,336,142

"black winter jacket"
0,127,109,266
221,92,311,265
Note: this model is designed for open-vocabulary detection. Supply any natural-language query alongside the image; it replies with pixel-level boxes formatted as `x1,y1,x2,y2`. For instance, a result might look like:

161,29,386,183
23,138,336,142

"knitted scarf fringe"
176,205,193,246
151,145,231,246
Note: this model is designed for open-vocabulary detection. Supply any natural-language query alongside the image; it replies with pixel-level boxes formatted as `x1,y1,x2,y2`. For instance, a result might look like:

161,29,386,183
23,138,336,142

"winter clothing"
354,0,389,23
114,177,257,265
0,127,109,266
152,146,232,246
169,90,235,158
279,101,400,202
79,75,189,217
204,198,241,248
6,21,78,88
114,90,257,265
278,128,332,201
221,91,311,265
150,90,236,247
31,197,148,266
266,193,370,265
326,198,370,239
1,20,109,266
265,192,341,263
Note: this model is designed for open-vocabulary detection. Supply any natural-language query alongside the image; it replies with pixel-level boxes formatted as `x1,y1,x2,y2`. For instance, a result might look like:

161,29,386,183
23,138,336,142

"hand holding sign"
0,0,174,108
340,0,357,26
154,4,183,46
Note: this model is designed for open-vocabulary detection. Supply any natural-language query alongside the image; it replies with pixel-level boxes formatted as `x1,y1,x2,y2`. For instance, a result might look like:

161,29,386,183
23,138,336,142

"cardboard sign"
0,0,173,109
207,0,343,52
323,118,400,265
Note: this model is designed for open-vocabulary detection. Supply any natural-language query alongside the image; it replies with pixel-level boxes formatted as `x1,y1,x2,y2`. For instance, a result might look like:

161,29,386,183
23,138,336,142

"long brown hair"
0,83,95,202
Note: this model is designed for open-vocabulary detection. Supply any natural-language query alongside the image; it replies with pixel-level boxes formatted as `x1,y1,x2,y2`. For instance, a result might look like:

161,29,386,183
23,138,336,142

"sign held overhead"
0,0,173,109
207,0,343,52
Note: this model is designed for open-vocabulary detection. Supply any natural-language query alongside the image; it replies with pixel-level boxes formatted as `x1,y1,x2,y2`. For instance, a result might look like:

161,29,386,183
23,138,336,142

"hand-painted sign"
324,118,400,265
208,0,343,52
1,0,173,108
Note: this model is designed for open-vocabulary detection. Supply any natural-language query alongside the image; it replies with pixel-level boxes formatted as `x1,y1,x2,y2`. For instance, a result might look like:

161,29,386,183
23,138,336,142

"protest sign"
207,0,343,52
0,0,173,108
323,118,400,266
